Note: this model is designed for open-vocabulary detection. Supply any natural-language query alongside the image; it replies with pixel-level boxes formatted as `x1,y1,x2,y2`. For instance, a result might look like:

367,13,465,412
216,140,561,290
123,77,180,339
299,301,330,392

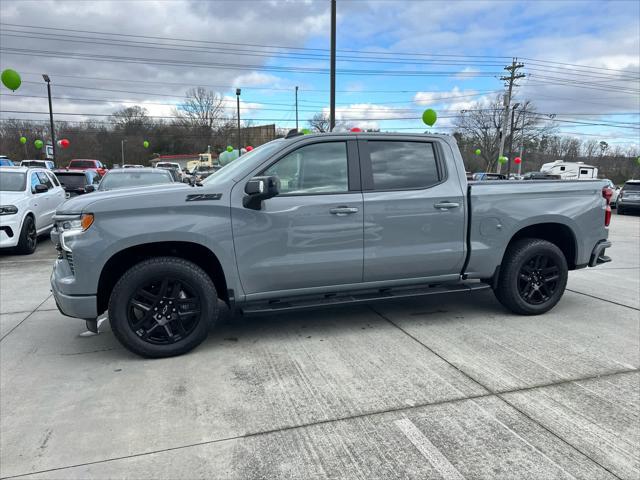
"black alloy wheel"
128,277,201,345
517,254,560,305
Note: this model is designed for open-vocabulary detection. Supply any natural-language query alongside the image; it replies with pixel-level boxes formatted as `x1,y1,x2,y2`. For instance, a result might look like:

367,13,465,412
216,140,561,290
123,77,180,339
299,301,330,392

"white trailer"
540,161,598,180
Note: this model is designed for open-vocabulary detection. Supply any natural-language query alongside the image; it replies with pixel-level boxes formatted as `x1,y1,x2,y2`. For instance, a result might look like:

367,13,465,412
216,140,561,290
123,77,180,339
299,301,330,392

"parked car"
472,172,507,181
522,172,561,180
0,156,15,166
67,159,108,176
1,166,66,254
95,168,175,191
192,164,220,180
122,164,145,168
603,180,620,207
617,180,640,215
20,160,56,170
51,132,612,358
155,162,184,180
55,169,102,197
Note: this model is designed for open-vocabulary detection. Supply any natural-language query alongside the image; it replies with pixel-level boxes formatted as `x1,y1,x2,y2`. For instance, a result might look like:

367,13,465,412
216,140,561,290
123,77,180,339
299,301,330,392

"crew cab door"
359,138,466,282
231,139,363,297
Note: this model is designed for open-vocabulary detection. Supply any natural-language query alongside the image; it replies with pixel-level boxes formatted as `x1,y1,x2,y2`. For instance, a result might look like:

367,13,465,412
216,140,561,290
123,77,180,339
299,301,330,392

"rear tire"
15,215,37,255
494,238,568,315
108,257,218,358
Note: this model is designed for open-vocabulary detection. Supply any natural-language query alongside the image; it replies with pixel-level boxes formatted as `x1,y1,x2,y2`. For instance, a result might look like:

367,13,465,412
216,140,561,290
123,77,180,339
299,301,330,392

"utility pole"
329,0,336,131
497,58,525,173
121,138,126,164
295,86,299,130
42,75,56,164
507,102,520,175
518,107,526,176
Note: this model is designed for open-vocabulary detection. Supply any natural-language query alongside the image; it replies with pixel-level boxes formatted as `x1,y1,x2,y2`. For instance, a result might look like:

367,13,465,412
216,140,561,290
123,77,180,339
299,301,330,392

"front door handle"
330,206,359,216
434,201,460,210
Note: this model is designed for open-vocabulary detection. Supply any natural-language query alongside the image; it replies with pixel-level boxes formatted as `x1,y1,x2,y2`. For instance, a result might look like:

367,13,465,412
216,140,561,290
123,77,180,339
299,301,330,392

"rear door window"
366,141,440,190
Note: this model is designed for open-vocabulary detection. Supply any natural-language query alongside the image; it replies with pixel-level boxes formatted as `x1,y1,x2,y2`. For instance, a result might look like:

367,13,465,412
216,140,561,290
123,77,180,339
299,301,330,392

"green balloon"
19,136,27,144
422,109,437,127
301,128,311,135
34,139,43,149
226,145,233,152
474,149,481,155
1,69,21,91
498,156,508,164
143,140,149,148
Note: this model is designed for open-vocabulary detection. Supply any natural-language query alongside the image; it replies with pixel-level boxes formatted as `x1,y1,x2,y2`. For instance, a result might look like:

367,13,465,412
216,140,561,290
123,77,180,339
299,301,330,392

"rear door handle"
330,206,359,216
434,201,460,210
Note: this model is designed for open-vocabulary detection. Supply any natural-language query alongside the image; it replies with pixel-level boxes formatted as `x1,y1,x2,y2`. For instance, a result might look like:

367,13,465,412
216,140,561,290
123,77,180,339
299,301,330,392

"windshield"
202,140,285,185
56,172,88,189
21,161,45,167
156,162,178,169
99,171,173,190
69,160,98,168
0,172,26,191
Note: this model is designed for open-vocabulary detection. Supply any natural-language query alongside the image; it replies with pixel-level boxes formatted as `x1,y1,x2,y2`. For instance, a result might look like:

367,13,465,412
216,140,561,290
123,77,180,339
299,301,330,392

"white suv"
0,167,67,254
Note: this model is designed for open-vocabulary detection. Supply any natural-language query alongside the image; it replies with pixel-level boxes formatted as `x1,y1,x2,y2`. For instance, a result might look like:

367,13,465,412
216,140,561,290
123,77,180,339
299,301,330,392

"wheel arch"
97,241,229,315
505,222,578,269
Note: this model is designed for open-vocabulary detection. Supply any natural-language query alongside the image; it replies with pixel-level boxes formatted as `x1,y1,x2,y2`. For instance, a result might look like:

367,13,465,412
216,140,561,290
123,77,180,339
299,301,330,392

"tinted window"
0,172,26,191
47,171,60,187
69,160,97,168
56,173,88,189
37,172,53,189
368,141,440,190
263,142,348,194
623,182,640,191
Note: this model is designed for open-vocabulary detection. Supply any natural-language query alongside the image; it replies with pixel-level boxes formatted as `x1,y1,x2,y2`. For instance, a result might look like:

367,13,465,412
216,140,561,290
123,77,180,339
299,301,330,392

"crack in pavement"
2,349,636,478
0,295,52,342
369,306,627,480
566,289,639,310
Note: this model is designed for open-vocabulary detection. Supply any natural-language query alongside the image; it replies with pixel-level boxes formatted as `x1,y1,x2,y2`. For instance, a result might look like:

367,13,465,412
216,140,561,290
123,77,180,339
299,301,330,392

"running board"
241,282,491,315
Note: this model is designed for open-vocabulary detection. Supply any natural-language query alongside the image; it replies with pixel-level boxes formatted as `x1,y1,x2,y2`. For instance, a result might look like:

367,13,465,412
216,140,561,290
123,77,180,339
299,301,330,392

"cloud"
320,103,412,130
455,67,480,80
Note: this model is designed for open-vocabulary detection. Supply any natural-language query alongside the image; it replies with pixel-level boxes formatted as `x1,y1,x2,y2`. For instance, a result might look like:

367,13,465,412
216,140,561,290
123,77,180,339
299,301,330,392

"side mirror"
34,184,48,194
85,184,96,193
243,176,279,210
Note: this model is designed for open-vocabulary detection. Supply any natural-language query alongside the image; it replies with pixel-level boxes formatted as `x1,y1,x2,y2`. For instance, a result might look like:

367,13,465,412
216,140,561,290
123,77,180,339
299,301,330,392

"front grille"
65,251,75,274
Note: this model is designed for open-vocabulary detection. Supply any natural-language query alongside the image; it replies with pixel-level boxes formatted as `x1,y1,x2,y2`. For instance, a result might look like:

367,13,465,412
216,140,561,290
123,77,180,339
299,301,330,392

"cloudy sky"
1,0,638,146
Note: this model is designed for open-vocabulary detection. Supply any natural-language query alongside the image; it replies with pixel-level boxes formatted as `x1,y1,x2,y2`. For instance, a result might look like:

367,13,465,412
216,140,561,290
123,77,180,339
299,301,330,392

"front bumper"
0,215,21,248
50,264,98,319
589,240,612,267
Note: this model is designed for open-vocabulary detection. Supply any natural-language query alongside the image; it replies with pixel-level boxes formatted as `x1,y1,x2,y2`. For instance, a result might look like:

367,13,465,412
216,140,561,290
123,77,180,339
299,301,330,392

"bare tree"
112,106,151,134
454,97,554,171
173,87,227,131
583,139,599,161
308,112,331,133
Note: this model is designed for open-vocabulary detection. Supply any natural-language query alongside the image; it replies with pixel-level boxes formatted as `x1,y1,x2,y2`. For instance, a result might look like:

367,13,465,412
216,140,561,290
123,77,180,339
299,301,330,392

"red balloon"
514,157,522,164
350,127,362,132
245,146,253,151
60,138,70,149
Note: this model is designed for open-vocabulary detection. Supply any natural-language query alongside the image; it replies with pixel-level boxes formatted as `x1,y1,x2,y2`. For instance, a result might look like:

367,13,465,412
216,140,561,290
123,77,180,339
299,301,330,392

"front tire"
494,238,568,315
15,215,37,255
108,257,218,358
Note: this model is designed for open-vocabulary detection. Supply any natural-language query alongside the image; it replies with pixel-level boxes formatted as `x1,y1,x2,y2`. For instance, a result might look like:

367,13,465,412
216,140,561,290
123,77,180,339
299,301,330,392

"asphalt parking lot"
1,212,638,480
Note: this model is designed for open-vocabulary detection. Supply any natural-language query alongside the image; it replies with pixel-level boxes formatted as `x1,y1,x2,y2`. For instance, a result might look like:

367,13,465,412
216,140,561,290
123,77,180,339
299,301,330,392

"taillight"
602,187,612,227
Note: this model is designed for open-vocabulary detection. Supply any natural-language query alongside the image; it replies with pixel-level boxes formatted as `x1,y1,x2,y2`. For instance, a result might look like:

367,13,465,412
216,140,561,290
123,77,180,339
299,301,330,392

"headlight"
0,205,18,215
55,213,94,252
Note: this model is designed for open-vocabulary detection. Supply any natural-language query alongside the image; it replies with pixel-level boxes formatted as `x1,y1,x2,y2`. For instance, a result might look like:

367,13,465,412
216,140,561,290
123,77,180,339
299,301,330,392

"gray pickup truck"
50,132,613,358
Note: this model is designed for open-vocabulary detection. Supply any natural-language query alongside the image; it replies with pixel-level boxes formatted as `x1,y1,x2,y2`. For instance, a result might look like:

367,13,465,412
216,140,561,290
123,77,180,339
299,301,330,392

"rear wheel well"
507,223,577,269
97,242,228,315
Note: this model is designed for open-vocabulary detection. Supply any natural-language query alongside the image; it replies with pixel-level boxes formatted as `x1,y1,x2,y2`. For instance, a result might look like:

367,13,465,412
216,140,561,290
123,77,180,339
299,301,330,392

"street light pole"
329,0,336,131
42,74,56,164
236,88,241,155
295,86,299,130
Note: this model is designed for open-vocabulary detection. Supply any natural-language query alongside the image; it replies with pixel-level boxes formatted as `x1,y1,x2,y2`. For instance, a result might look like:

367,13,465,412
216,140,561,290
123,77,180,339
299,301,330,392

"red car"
67,159,108,176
